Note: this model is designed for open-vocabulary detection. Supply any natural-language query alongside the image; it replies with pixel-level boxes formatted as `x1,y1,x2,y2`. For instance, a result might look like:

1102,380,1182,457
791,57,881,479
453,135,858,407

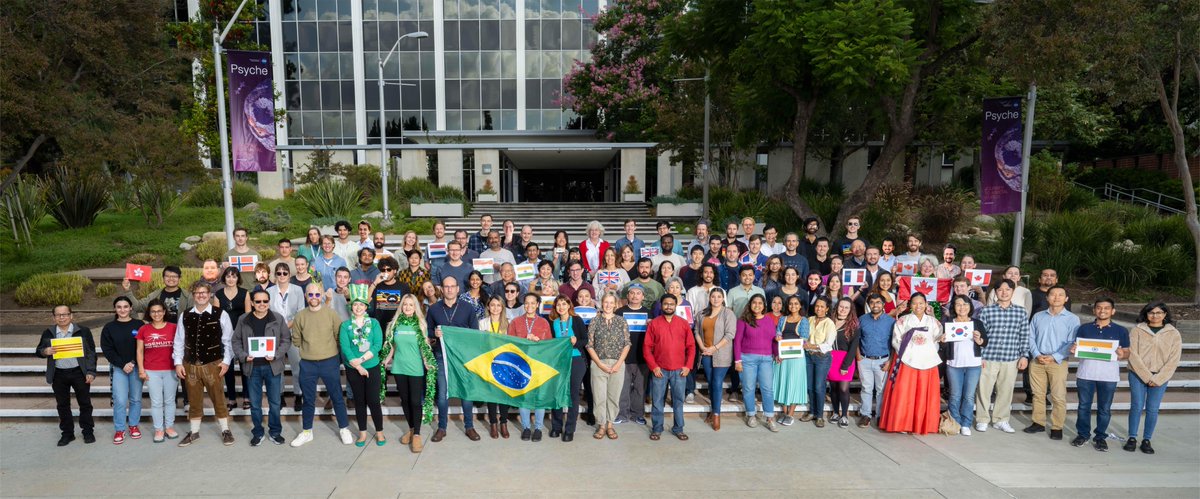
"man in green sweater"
290,283,354,447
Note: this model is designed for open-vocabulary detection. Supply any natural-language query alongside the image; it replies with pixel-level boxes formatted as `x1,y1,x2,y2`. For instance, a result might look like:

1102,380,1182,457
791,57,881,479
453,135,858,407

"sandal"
606,427,618,440
593,428,605,440
649,433,661,441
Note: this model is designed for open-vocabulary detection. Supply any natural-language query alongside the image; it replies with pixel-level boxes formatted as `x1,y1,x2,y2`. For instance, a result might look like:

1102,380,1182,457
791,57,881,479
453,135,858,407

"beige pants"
975,360,1018,425
1029,360,1068,429
590,360,624,426
184,361,229,420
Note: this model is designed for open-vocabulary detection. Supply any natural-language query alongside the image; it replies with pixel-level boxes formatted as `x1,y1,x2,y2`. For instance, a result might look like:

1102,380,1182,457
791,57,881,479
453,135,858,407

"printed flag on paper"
676,304,693,325
248,337,276,357
427,242,448,260
227,51,277,172
51,337,84,360
779,339,805,359
898,276,952,304
539,295,555,316
842,269,867,287
228,255,259,272
1076,338,1118,362
639,246,660,259
966,269,992,287
944,322,974,342
597,271,621,286
441,326,571,409
125,263,152,283
514,263,536,281
575,306,597,325
624,312,648,333
894,256,919,276
473,258,495,275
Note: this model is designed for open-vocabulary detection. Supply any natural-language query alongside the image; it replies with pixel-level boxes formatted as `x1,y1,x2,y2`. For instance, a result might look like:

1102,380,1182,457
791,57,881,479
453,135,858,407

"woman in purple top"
734,294,781,433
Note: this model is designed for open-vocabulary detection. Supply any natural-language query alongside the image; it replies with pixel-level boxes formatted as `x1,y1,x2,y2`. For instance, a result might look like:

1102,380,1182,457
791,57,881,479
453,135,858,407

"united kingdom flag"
597,271,621,286
228,255,258,272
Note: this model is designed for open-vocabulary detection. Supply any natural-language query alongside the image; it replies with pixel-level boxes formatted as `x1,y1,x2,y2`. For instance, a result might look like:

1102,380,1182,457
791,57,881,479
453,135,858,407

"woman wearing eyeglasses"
137,299,180,442
267,262,305,411
508,293,553,441
1125,301,1182,454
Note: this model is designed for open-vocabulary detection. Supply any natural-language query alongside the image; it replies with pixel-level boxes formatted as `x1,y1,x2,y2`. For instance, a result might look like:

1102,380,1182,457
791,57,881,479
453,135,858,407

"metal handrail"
1071,179,1185,215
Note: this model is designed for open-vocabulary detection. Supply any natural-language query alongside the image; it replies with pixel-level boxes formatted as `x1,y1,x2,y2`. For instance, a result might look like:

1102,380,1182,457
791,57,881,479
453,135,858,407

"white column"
399,150,429,179
433,0,446,130
656,150,681,196
352,1,368,164
438,149,465,189
475,149,501,198
515,0,526,130
620,148,646,202
257,0,288,199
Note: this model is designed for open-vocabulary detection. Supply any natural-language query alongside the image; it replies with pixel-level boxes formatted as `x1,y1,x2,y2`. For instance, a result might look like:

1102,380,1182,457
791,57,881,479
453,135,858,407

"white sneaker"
290,430,313,447
685,393,696,404
960,426,972,436
975,422,988,432
339,427,354,445
994,421,1016,433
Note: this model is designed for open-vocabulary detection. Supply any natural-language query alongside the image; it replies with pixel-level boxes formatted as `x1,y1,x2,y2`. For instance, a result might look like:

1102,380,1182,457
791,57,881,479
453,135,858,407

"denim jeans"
946,365,982,427
435,351,475,430
145,370,177,431
700,356,729,415
805,353,831,414
856,357,887,418
1075,378,1116,440
650,368,686,434
299,357,348,430
110,369,142,432
247,363,283,438
1127,373,1168,440
519,408,545,430
740,354,775,417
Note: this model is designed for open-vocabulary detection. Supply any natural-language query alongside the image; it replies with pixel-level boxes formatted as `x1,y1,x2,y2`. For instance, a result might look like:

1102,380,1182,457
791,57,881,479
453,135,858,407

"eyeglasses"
505,289,519,294
276,272,289,276
848,222,860,226
1147,310,1166,315
306,293,323,298
379,268,394,272
253,299,270,304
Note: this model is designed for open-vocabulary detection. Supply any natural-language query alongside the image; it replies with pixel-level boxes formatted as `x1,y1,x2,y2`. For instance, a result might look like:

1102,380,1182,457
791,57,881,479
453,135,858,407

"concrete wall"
475,149,501,199
620,149,647,201
398,150,428,180
656,150,682,196
438,149,465,190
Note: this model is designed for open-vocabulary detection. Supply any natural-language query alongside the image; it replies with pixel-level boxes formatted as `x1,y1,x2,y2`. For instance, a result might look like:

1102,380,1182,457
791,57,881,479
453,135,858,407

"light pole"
378,30,428,222
214,0,253,249
1011,82,1037,267
675,69,711,219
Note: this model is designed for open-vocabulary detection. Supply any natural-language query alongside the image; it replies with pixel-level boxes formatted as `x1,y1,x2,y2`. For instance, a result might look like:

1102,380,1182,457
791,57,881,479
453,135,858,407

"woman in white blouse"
879,293,943,435
800,296,836,428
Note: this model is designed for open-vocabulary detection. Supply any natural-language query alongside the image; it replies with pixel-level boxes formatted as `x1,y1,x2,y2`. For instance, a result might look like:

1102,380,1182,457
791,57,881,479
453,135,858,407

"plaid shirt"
977,303,1030,362
467,231,489,254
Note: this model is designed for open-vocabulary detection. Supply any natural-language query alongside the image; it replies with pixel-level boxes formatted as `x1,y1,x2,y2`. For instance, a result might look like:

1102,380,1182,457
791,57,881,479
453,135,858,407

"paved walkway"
1,413,1196,497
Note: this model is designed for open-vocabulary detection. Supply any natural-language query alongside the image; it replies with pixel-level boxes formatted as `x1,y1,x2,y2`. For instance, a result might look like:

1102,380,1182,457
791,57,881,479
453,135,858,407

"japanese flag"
966,269,992,287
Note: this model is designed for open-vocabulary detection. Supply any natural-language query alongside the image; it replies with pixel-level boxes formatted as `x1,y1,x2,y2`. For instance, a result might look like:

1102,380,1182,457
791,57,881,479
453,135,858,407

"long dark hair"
739,294,767,327
834,297,859,340
702,287,726,317
1138,301,1173,325
113,296,134,321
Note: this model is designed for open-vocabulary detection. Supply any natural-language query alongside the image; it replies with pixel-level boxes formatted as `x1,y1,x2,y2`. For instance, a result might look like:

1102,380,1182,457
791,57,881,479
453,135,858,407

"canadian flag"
966,269,992,287
898,276,952,304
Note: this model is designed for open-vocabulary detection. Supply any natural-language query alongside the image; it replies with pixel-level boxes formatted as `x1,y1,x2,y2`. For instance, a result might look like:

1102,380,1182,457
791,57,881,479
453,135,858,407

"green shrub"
45,166,109,228
257,248,276,261
859,183,915,244
1084,247,1158,293
1088,201,1158,225
1061,186,1099,212
391,177,440,201
1033,211,1121,283
0,175,48,234
244,207,293,233
916,187,969,245
674,185,703,200
95,282,117,298
1124,215,1195,258
185,180,259,207
340,164,382,198
138,268,203,298
132,180,183,228
295,180,366,219
14,273,93,307
1140,245,1193,288
1027,151,1072,212
393,218,436,235
127,253,158,265
194,238,228,263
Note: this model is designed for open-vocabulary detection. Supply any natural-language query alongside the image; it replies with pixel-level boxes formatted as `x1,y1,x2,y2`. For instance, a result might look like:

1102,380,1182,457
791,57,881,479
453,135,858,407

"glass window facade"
444,0,518,131
523,0,597,130
282,0,357,145
365,0,436,141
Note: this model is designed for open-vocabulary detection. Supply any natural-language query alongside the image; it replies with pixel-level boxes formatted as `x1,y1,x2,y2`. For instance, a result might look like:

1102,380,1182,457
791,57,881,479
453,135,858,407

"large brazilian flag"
440,326,571,409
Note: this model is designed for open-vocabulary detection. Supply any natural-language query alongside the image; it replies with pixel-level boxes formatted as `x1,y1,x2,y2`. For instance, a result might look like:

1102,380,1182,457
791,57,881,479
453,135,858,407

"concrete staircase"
1,312,1196,419
440,202,693,246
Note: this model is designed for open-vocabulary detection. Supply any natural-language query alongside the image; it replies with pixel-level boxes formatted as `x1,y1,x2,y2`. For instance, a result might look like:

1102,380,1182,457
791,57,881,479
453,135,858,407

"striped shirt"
977,303,1030,362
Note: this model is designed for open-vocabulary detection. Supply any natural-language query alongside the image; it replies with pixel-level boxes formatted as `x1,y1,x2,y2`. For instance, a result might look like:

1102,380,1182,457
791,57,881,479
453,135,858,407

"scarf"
381,314,437,424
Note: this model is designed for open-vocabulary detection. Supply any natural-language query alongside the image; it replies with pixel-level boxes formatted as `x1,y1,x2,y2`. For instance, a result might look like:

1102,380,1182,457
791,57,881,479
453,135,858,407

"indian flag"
1076,338,1117,361
779,339,806,359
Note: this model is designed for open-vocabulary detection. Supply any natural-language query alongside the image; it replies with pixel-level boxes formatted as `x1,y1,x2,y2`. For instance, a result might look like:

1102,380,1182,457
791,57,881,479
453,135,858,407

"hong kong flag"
125,263,152,282
898,276,952,304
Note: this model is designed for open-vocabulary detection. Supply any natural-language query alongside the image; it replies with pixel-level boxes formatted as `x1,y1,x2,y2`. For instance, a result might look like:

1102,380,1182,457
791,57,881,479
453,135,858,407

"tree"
0,0,188,191
985,0,1200,304
115,118,206,227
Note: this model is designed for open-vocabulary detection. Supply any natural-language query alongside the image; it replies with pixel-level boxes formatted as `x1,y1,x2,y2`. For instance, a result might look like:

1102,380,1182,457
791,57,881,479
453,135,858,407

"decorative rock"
243,202,260,211
362,211,384,219
974,214,996,224
1122,239,1135,247
202,231,226,242
180,242,194,251
967,227,980,235
184,235,202,243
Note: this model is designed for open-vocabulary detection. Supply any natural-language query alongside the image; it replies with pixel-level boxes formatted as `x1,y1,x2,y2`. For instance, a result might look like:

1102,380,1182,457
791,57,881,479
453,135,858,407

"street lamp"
378,30,428,222
214,0,253,249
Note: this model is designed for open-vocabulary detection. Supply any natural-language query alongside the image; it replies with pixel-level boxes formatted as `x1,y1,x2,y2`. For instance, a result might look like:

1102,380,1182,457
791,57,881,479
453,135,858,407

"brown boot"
704,414,713,425
499,423,510,439
489,423,499,439
712,415,721,431
410,434,423,453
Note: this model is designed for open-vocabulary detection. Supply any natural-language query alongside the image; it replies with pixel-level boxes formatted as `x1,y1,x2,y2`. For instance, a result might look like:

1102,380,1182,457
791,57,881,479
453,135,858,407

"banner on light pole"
980,97,1023,215
227,50,277,172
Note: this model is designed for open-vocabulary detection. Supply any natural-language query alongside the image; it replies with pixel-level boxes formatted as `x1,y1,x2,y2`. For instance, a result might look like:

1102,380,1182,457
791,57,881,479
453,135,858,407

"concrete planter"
655,202,702,217
622,192,645,202
476,193,499,202
410,202,464,218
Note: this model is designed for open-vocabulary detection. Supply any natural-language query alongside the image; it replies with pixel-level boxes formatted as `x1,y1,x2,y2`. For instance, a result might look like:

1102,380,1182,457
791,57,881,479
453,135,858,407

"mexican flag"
440,327,572,410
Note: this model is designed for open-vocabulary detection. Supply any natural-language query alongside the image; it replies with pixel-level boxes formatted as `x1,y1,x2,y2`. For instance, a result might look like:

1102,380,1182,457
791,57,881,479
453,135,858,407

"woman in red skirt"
880,293,944,434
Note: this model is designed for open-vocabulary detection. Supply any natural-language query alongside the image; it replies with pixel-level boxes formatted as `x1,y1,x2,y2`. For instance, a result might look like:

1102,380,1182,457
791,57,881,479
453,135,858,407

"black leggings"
394,373,425,435
830,380,852,418
551,357,588,433
347,366,383,432
486,403,511,424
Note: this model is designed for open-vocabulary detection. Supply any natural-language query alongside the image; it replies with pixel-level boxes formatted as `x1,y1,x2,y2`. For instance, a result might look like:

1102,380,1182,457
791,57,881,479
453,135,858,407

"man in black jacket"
35,305,98,446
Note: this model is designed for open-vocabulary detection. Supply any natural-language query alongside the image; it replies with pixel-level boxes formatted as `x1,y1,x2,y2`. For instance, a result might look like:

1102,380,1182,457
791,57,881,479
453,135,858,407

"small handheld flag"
125,263,152,283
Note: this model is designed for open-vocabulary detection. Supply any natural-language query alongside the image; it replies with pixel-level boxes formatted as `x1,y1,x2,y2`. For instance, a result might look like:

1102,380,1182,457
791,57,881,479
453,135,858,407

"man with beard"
622,258,665,305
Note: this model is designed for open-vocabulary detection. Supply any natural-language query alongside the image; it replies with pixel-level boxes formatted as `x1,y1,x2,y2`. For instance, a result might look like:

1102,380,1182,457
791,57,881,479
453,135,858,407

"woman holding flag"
480,296,513,439
509,293,552,441
549,296,589,442
879,293,943,435
772,295,808,427
940,295,988,436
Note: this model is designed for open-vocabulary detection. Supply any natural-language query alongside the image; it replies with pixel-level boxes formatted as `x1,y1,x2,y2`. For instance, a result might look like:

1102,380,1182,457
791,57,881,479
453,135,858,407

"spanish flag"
441,327,571,409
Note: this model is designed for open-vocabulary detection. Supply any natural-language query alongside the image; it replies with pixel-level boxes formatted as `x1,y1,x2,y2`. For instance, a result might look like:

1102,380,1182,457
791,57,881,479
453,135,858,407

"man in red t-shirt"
643,295,695,441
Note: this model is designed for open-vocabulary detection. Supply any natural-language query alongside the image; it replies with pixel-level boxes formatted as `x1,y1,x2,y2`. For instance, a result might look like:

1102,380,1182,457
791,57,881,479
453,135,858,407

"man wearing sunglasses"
291,283,354,447
833,216,870,259
231,290,293,446
267,263,305,411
